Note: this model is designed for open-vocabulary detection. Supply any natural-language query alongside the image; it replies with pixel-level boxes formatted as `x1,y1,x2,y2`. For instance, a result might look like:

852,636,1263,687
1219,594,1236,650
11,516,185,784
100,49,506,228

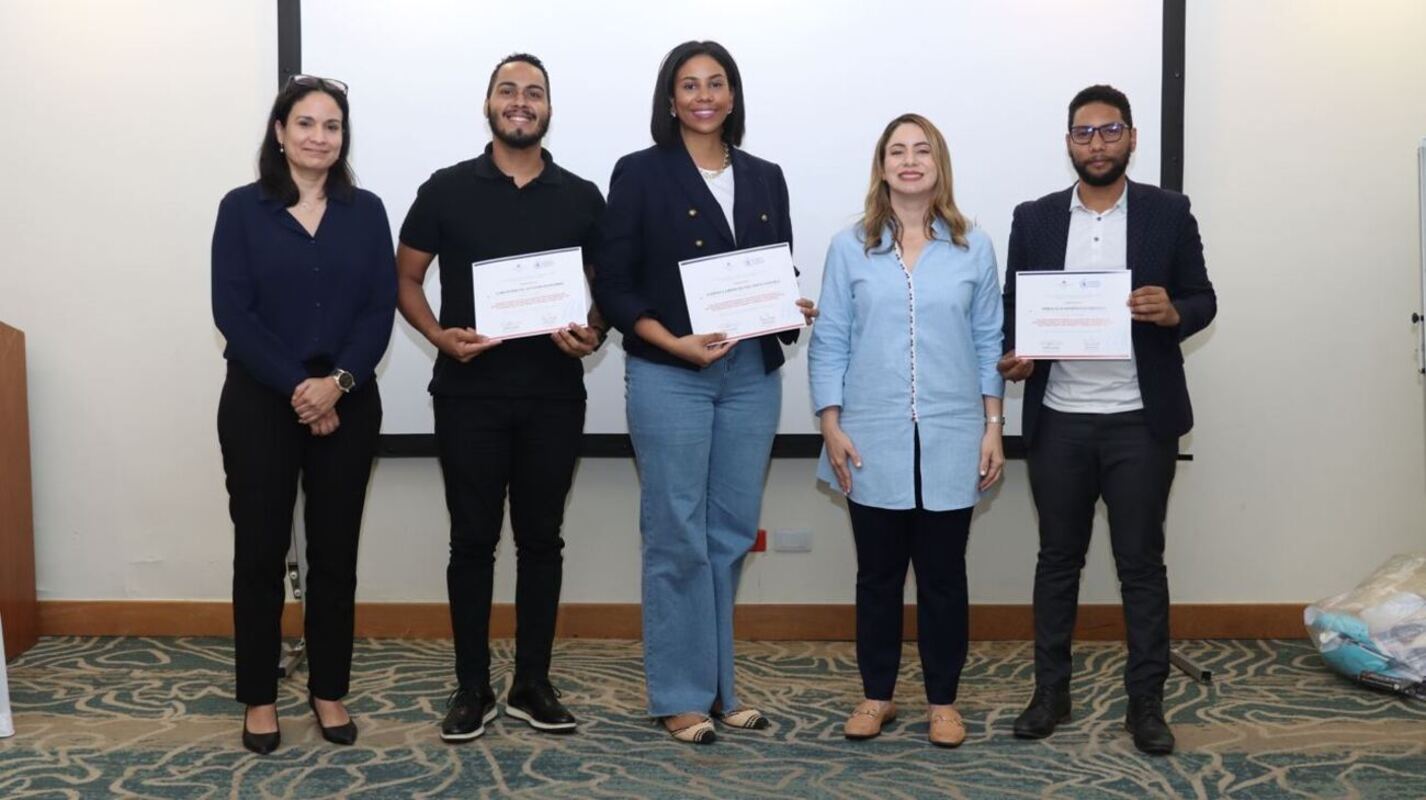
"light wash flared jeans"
626,342,780,717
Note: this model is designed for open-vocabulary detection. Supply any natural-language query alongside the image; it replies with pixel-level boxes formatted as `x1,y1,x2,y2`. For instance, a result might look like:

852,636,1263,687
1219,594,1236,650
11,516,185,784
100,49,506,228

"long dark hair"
257,82,355,205
649,40,745,148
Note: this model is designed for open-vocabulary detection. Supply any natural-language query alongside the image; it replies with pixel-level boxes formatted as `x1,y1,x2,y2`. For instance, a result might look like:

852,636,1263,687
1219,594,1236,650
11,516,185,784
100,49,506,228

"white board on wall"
301,0,1163,436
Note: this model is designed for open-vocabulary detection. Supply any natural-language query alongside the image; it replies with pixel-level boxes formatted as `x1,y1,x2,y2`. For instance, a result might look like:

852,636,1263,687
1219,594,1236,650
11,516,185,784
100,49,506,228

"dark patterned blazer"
594,144,798,373
1003,180,1217,445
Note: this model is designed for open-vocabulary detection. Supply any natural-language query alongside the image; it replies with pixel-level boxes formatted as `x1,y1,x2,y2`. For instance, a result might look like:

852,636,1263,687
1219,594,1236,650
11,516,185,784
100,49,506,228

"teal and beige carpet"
1,637,1422,798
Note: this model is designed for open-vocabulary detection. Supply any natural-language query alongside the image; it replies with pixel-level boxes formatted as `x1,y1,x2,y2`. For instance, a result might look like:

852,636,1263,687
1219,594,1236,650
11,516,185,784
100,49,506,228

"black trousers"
1026,408,1178,697
846,433,974,705
218,362,381,706
433,394,585,692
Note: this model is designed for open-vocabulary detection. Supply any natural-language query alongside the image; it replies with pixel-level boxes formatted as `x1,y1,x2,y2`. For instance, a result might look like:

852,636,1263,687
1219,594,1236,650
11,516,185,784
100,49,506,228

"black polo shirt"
400,145,605,398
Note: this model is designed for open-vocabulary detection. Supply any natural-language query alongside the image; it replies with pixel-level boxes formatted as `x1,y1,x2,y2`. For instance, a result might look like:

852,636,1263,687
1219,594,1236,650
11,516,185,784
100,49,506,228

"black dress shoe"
242,707,281,755
441,687,499,743
309,695,358,746
1013,683,1071,739
1125,695,1175,755
505,680,577,733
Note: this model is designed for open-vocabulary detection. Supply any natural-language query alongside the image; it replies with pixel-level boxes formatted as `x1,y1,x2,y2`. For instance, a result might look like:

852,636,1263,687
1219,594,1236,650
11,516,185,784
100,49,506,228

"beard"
1071,150,1130,187
488,106,549,149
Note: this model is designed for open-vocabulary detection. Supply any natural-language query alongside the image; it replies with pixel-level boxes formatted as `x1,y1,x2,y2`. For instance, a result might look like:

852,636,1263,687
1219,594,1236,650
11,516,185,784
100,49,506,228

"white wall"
0,1,275,599
300,0,1164,439
1173,0,1426,596
1,1,1422,606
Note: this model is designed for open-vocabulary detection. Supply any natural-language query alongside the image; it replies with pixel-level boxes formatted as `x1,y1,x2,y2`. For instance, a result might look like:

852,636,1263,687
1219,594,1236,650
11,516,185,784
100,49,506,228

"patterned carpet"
1,636,1423,799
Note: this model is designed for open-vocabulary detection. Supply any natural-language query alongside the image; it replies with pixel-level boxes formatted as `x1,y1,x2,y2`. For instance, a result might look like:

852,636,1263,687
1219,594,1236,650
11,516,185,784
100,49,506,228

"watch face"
336,371,355,390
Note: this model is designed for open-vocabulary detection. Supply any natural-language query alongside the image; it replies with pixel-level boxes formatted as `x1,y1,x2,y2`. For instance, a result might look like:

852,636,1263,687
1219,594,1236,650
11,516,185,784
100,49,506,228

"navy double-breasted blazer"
594,143,798,372
1003,180,1217,445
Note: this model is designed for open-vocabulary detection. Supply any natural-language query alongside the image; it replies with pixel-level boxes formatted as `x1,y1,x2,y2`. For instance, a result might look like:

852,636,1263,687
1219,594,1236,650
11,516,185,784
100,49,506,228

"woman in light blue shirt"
809,113,1004,747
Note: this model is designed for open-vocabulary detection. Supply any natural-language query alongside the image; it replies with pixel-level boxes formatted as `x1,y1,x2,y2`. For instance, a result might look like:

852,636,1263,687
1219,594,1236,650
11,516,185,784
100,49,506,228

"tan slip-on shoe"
844,700,897,740
928,704,965,748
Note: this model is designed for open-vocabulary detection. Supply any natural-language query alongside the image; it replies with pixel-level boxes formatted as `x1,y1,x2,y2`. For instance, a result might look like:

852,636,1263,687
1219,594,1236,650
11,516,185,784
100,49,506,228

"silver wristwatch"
330,368,355,393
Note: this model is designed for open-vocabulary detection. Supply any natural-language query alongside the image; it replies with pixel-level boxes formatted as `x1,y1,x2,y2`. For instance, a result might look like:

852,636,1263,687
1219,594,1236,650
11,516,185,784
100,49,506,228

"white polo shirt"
1043,183,1145,414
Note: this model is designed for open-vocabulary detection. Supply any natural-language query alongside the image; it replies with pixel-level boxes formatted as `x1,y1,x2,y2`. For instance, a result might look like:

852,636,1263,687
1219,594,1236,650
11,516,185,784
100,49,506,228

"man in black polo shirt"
395,53,605,742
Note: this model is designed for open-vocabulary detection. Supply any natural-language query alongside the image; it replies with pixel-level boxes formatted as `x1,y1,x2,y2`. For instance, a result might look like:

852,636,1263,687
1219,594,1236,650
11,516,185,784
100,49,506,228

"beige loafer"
844,700,897,740
928,704,965,748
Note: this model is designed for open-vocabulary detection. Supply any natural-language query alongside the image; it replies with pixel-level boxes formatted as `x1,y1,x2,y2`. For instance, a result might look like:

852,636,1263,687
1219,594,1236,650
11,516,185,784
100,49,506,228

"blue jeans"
626,342,780,717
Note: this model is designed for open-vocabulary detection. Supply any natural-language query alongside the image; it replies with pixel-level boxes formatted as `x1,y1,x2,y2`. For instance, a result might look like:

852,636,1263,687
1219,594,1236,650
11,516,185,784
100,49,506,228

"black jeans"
846,432,974,705
218,362,381,706
433,394,585,692
1026,408,1178,697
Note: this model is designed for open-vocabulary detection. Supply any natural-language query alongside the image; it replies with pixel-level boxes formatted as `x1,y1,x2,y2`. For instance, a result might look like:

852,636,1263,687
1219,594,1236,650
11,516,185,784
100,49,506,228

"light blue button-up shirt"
809,221,1004,511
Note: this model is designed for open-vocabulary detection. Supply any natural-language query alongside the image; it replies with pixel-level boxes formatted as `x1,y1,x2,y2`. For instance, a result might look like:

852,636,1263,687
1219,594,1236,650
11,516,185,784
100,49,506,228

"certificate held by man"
471,246,590,340
679,243,803,342
1015,270,1132,359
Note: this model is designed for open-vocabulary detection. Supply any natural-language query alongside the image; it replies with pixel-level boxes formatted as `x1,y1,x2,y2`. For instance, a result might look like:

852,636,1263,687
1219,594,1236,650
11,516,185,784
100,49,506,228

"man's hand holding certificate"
679,243,804,343
1014,270,1133,359
471,246,590,341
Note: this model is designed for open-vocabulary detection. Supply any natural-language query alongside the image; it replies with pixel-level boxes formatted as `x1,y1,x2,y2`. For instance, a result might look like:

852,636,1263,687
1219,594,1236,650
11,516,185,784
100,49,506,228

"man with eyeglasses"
395,53,605,742
998,84,1216,755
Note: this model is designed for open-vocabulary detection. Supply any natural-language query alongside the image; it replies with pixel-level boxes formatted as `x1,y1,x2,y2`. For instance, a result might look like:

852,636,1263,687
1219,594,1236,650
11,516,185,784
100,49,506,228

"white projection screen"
299,0,1165,444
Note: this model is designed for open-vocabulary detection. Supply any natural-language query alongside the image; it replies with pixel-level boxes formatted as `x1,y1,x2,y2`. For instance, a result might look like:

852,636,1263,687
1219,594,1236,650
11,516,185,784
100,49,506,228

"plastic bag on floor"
1304,553,1426,699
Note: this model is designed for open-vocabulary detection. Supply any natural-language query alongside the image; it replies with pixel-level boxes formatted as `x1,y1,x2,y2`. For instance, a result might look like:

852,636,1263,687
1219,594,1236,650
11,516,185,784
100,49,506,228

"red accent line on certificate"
705,322,804,345
1016,354,1131,360
487,325,572,341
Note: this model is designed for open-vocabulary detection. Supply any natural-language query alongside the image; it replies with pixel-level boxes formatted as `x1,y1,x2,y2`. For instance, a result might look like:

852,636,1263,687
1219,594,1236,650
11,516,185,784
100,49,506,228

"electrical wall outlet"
771,529,813,553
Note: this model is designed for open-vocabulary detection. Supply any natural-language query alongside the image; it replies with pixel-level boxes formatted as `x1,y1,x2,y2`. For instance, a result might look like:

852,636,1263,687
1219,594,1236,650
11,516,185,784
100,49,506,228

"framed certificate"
471,246,589,340
1015,270,1132,359
679,243,803,342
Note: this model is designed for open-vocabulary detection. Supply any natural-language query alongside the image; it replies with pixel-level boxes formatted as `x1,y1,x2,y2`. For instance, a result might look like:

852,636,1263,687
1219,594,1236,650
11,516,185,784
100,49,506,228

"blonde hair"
861,113,970,253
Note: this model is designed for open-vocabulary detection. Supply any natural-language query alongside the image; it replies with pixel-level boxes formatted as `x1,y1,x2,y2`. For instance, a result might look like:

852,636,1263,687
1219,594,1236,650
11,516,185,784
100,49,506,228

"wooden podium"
0,322,37,661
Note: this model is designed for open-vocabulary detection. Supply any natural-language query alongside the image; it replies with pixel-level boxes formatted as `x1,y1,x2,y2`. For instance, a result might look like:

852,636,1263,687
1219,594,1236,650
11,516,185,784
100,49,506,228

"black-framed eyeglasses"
285,74,349,95
1068,122,1128,145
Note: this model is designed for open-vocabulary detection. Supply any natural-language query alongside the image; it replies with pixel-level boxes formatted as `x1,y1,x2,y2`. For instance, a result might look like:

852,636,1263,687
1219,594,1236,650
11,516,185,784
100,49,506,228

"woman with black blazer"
595,40,815,744
211,75,395,754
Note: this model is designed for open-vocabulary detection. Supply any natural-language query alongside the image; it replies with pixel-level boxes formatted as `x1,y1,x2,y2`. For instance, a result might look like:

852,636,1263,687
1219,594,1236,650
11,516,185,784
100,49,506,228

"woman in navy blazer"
595,40,814,744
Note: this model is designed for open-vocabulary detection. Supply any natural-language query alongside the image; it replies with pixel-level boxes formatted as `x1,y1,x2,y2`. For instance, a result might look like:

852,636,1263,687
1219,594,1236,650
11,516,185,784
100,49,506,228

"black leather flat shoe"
1013,683,1071,739
309,694,358,746
242,707,281,755
1125,694,1175,755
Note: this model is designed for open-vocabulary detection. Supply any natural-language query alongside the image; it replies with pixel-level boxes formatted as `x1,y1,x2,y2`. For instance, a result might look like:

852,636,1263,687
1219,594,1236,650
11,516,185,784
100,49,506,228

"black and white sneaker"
440,687,498,743
504,680,578,733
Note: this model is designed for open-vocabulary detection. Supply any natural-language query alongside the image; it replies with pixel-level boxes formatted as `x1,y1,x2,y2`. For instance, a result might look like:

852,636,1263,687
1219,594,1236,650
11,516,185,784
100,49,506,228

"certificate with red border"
471,246,589,340
679,243,803,342
1015,270,1132,359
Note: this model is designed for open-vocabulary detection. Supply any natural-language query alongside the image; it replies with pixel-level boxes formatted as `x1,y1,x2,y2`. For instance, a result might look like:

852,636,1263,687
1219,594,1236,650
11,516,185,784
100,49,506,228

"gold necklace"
697,144,731,178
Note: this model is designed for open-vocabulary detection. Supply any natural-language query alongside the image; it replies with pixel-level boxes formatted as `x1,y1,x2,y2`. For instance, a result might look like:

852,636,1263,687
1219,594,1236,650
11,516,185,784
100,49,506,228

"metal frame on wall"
273,0,1188,459
1160,0,1186,193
